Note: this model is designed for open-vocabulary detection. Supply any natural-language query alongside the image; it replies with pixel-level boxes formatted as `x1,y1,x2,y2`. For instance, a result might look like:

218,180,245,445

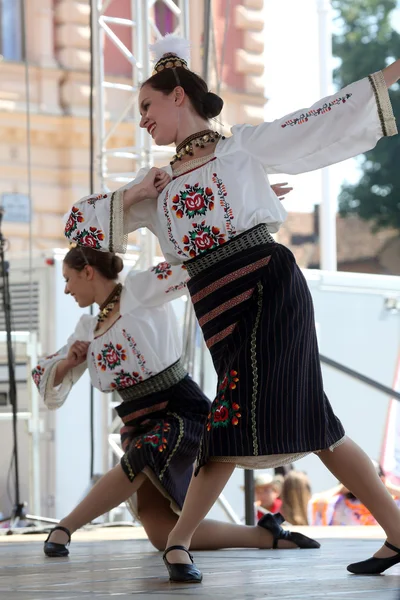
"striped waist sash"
116,359,187,425
184,223,275,278
185,224,276,352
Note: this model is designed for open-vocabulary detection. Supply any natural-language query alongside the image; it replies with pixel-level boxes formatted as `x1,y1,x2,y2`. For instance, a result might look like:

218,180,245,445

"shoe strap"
45,525,71,545
385,540,400,554
163,545,193,562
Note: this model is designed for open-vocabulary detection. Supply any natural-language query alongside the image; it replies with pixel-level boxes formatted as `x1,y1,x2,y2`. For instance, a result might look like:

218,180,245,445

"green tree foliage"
332,0,400,230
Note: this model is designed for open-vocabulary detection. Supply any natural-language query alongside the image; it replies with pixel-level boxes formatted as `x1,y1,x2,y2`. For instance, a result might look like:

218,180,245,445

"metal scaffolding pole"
317,0,337,271
91,0,190,190
90,0,191,483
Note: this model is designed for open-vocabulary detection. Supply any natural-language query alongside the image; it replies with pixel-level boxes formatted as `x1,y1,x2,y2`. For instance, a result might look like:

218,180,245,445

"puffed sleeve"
120,262,189,313
231,72,397,175
31,314,94,410
63,167,159,253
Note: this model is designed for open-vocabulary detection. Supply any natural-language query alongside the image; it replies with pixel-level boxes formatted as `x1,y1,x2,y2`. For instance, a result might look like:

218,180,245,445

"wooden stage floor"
1,526,400,599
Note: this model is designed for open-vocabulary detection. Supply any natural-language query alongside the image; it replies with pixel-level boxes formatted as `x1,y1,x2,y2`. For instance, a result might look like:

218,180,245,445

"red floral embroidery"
97,343,127,371
281,93,352,128
182,221,226,258
110,370,142,389
75,227,105,250
65,206,84,238
134,422,171,452
151,261,173,280
32,365,45,390
207,370,241,431
172,183,215,219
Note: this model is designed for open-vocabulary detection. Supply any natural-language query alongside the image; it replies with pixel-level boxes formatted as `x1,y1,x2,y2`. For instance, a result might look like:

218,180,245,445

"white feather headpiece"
150,34,191,65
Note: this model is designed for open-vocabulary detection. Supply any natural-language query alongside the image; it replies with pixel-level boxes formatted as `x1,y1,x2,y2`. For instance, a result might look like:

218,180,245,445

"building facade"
0,0,268,254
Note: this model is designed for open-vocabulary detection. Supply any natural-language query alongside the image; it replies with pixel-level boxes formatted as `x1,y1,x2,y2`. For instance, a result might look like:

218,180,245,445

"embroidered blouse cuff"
43,362,72,410
110,190,128,253
368,71,398,137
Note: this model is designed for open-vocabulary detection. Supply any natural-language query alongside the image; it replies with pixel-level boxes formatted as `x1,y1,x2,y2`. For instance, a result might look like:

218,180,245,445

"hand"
271,182,293,201
132,167,172,202
383,59,400,88
66,341,90,368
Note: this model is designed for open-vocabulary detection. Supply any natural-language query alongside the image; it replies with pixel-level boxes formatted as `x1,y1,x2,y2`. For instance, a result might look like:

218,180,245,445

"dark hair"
142,67,224,119
64,246,124,280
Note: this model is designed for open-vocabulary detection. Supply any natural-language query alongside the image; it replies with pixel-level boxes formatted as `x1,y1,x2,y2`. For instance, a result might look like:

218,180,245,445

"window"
0,0,23,61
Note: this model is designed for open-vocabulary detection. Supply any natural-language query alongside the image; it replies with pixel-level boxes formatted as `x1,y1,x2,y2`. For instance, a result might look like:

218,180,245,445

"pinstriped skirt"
185,226,345,473
116,372,209,514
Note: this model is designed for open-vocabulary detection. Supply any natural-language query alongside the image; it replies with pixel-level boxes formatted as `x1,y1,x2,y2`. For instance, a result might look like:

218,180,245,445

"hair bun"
203,91,224,119
112,255,124,274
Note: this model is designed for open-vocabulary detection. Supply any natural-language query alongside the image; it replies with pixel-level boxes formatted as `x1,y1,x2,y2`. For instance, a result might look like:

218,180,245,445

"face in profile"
138,84,179,146
63,263,94,308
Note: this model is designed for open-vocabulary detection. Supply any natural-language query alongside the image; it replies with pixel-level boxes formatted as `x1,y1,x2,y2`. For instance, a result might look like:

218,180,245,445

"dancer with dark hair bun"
36,243,317,559
63,34,400,580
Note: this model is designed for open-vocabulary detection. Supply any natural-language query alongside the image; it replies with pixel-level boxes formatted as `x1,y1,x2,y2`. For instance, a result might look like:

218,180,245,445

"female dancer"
37,242,317,560
63,36,400,579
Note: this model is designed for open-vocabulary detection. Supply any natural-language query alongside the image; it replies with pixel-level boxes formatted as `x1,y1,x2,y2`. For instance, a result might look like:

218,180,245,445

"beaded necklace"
170,130,225,165
97,283,122,324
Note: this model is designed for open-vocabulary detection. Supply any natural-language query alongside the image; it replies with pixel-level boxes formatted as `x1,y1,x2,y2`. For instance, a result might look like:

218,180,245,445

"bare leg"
318,436,400,558
48,464,145,545
165,461,236,564
137,478,296,551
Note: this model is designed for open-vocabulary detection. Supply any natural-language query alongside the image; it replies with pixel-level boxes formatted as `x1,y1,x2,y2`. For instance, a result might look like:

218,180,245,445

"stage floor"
1,526,400,599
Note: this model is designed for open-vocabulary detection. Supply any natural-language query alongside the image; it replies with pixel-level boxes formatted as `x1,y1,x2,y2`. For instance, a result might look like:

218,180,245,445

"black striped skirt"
185,224,345,473
115,359,210,514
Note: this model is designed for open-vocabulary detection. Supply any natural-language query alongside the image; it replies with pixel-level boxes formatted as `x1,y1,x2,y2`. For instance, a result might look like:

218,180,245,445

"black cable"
320,355,400,401
0,213,21,518
6,453,15,506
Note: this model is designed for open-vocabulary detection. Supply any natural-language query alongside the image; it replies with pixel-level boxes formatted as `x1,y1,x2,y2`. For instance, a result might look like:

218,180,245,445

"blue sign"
1,194,31,223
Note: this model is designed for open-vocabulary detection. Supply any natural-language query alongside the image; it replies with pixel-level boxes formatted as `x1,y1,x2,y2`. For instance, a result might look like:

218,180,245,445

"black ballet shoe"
258,512,321,549
43,525,71,557
347,541,400,575
163,545,202,583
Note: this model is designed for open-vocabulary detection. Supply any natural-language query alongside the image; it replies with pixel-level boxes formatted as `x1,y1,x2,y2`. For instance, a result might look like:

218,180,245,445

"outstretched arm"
232,65,398,176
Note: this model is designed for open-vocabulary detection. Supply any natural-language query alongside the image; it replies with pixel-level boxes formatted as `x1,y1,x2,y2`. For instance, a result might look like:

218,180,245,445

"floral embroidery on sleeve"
32,365,45,390
281,93,353,128
172,183,215,219
97,343,127,371
87,193,108,207
65,207,84,239
165,282,187,294
182,221,226,258
151,261,173,279
74,227,105,250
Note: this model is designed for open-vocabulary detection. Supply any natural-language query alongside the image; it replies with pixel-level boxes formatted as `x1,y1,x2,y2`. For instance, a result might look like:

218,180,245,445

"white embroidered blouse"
32,263,189,410
64,72,397,264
